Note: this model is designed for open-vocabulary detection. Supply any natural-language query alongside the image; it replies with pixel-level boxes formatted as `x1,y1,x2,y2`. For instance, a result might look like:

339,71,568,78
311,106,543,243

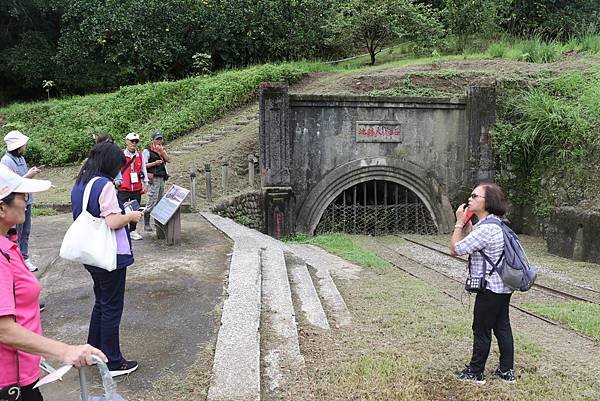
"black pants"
117,190,142,231
469,290,514,374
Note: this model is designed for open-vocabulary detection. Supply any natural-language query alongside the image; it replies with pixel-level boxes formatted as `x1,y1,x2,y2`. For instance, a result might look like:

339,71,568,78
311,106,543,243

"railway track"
421,237,600,296
376,242,599,344
399,236,600,305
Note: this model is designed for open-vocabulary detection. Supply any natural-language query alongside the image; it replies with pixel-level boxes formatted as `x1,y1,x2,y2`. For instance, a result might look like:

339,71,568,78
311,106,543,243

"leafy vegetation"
2,0,599,102
327,0,443,65
494,70,600,219
0,62,326,166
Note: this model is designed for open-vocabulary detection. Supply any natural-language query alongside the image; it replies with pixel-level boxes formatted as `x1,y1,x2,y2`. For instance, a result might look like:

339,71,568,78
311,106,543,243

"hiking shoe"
130,231,143,240
454,366,486,384
493,368,516,383
144,223,153,232
25,259,38,272
39,301,46,312
109,360,138,377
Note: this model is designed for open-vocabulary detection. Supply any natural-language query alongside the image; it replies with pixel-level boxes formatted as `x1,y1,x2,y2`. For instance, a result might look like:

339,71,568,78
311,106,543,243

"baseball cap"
0,165,51,201
4,130,29,152
151,130,164,140
125,132,140,141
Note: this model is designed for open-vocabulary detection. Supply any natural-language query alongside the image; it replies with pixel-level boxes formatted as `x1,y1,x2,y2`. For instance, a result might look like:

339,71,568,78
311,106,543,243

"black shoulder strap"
479,249,505,276
120,151,137,173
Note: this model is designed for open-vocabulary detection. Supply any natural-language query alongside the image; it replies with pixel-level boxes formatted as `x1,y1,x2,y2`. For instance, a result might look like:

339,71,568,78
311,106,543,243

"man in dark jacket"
142,130,171,231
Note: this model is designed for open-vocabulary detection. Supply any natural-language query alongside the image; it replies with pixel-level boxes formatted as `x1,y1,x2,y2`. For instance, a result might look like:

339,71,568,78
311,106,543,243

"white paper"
33,364,72,388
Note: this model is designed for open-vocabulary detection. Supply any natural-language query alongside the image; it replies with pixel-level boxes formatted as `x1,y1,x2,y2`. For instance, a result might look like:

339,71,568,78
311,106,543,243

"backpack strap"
479,249,505,276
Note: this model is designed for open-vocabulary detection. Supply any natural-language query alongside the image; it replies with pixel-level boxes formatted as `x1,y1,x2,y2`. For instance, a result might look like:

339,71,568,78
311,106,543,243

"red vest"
120,150,143,192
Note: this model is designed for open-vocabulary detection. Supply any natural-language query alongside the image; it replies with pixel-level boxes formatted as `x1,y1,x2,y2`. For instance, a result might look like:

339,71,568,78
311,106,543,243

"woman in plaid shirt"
450,183,516,384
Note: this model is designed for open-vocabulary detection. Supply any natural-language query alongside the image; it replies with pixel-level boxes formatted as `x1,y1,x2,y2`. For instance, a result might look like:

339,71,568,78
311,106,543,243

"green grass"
31,206,58,217
0,62,331,167
286,232,391,271
522,302,600,340
297,259,600,401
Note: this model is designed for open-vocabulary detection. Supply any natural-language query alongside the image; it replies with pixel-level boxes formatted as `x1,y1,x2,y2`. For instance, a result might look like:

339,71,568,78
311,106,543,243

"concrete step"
284,252,330,330
207,249,261,401
307,264,352,328
261,248,306,398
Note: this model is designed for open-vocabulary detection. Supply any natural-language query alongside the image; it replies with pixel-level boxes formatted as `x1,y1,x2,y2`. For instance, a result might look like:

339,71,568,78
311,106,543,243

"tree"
203,0,334,68
443,0,510,51
0,0,60,101
328,0,443,65
502,0,600,39
53,0,204,92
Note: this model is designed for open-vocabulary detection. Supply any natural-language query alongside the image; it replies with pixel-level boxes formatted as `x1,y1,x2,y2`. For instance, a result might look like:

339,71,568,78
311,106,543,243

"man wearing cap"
118,133,148,240
141,130,171,232
0,131,43,272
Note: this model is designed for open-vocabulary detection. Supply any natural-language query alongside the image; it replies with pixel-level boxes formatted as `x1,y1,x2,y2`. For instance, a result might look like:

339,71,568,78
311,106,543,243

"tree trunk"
369,50,376,65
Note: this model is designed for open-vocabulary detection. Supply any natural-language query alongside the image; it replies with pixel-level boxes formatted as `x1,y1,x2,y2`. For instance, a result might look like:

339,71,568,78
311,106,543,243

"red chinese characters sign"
356,121,402,143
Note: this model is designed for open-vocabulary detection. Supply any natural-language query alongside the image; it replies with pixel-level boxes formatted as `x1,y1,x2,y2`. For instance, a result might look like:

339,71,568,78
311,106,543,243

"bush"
517,36,563,63
487,43,508,58
0,62,327,166
495,71,600,219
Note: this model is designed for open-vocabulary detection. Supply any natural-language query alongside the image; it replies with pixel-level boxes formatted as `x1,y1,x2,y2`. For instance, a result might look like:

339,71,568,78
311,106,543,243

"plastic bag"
80,357,128,401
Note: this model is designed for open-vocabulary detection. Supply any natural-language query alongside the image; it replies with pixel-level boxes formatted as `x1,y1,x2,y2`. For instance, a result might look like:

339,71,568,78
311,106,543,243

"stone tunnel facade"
259,83,496,238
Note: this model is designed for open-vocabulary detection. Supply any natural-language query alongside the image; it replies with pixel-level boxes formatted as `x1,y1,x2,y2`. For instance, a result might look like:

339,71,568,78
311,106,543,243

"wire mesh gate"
315,180,438,235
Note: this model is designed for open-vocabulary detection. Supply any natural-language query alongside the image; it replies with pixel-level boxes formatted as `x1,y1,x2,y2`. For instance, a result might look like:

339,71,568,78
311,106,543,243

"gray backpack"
478,219,539,291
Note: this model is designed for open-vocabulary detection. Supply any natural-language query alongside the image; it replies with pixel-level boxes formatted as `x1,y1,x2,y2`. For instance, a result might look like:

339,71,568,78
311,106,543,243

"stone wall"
211,192,264,232
258,83,497,236
546,207,600,264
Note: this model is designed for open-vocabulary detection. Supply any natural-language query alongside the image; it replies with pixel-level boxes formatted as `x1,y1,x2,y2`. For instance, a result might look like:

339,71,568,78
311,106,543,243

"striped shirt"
455,214,512,294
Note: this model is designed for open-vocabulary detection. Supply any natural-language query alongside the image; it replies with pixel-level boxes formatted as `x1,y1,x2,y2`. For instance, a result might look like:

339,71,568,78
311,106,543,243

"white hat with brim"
0,165,51,200
125,132,140,141
4,130,29,152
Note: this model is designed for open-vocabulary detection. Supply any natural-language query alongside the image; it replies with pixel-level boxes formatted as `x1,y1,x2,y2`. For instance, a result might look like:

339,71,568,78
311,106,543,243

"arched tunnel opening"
315,180,438,235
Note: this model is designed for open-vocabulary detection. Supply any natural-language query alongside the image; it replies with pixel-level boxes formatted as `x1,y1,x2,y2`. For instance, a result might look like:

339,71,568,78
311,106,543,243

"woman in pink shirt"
0,166,106,401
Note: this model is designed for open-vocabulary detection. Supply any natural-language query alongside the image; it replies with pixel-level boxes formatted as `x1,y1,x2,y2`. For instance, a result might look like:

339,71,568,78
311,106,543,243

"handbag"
60,177,117,271
0,251,21,401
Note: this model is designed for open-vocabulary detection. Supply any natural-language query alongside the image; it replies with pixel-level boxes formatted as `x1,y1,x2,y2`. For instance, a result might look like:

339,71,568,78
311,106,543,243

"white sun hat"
4,130,30,151
125,132,140,141
0,165,51,200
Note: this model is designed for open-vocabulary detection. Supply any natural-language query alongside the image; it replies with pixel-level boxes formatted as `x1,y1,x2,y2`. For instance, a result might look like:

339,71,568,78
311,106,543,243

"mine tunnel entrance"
315,180,438,235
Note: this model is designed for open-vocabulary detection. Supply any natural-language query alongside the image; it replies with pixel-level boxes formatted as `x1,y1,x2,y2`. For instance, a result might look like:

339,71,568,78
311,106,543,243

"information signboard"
150,184,190,225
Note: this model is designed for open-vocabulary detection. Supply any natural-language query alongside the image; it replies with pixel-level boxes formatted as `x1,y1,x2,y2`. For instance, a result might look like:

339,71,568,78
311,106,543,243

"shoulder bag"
60,177,117,271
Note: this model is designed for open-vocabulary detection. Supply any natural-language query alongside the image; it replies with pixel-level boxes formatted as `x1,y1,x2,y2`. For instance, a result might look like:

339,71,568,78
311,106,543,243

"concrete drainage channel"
201,213,359,400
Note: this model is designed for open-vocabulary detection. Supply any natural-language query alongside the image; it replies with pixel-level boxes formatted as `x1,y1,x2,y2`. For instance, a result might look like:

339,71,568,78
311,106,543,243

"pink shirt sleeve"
98,182,122,217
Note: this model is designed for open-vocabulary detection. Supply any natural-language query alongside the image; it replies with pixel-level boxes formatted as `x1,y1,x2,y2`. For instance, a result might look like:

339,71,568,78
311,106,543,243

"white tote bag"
60,177,117,271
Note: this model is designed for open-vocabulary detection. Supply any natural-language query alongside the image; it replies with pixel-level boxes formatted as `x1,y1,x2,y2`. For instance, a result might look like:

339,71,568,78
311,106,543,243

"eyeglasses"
469,193,485,199
129,139,139,144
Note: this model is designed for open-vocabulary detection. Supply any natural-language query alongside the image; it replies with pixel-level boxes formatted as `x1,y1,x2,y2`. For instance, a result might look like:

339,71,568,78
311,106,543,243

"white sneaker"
24,259,39,272
130,231,143,240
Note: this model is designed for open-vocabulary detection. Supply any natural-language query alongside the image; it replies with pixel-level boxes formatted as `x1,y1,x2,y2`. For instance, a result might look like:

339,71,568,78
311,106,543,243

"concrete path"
28,213,231,401
201,213,360,400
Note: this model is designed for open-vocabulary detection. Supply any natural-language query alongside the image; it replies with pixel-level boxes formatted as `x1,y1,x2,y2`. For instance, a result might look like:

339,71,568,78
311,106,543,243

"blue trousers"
85,267,127,368
16,204,32,259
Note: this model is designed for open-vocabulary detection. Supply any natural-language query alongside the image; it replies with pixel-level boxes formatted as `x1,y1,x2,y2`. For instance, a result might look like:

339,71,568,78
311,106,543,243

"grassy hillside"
0,62,329,166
